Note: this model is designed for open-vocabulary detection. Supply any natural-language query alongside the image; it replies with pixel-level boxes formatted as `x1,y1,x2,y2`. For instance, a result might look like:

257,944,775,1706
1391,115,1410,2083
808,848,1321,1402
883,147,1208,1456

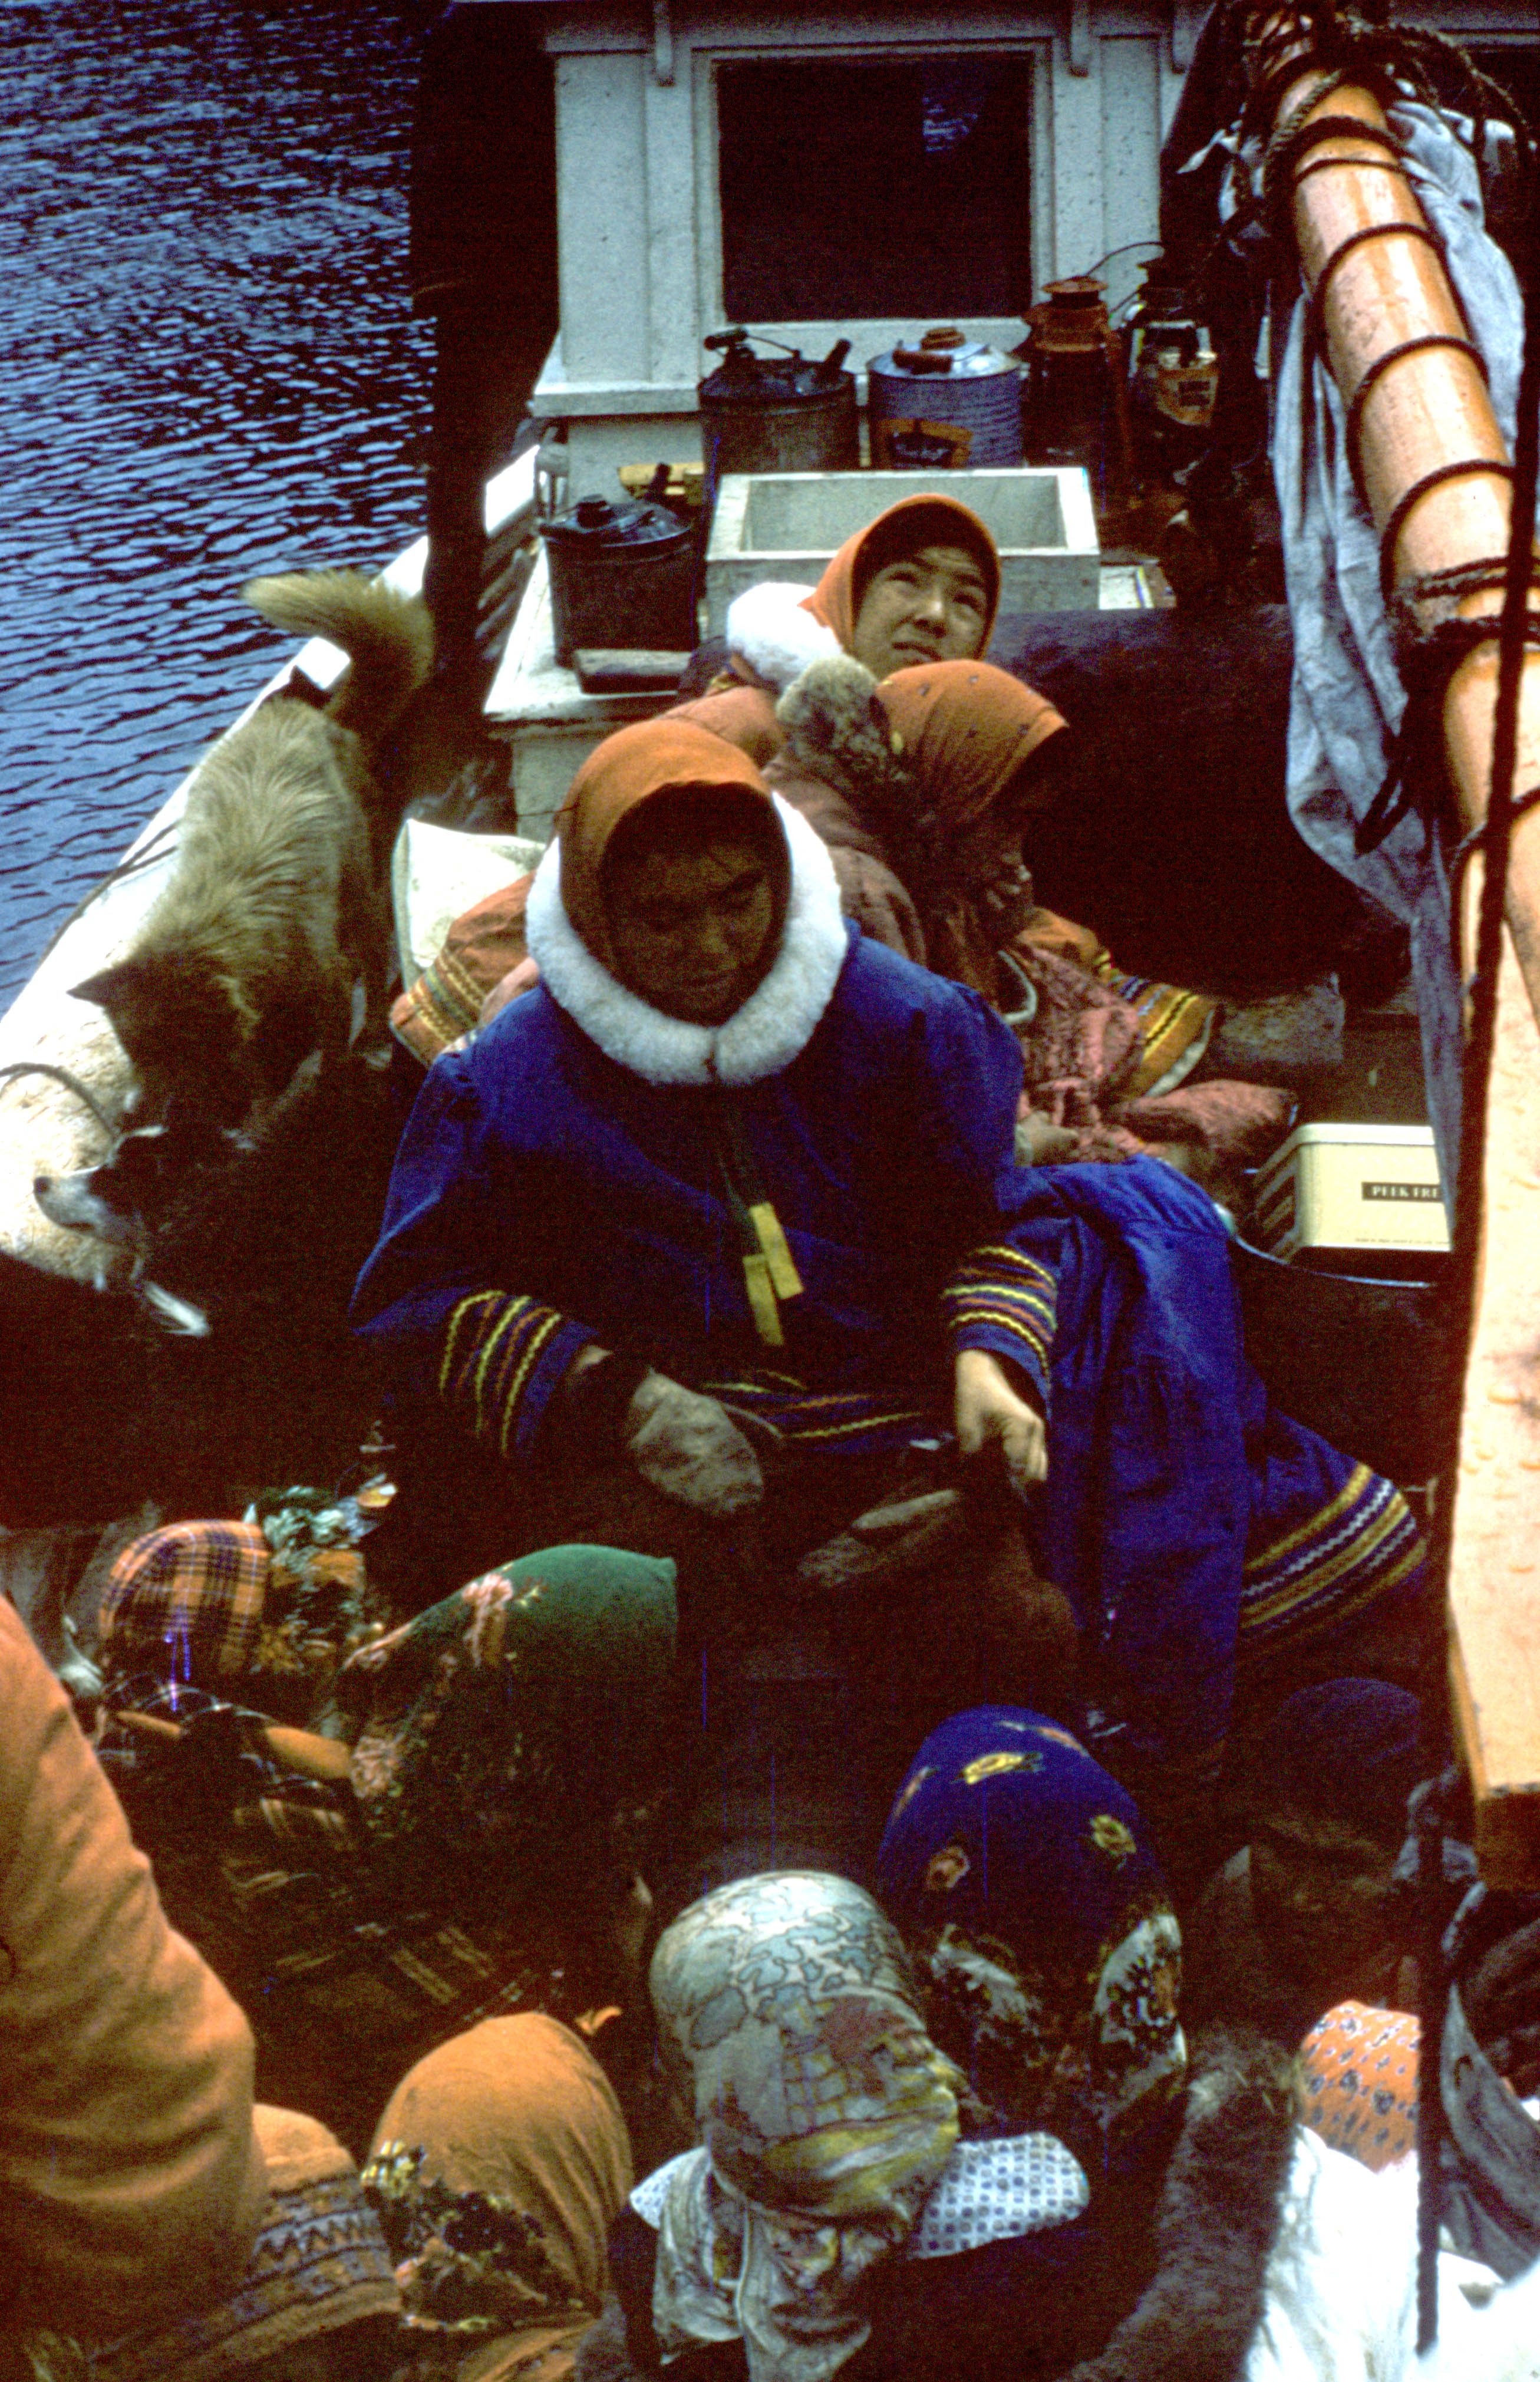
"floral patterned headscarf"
337,1546,677,1911
875,1709,1186,2165
364,2014,632,2382
647,1872,962,2382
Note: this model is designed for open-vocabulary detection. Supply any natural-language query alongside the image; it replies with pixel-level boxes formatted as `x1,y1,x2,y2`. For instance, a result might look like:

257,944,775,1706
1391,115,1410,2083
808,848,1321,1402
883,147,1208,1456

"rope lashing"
1304,219,1465,354
1353,557,1540,862
1379,461,1519,608
1344,335,1491,508
1261,95,1404,238
1447,788,1540,985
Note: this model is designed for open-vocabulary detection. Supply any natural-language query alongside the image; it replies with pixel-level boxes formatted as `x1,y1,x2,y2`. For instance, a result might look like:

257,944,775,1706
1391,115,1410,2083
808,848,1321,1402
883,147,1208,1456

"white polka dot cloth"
907,2134,1090,2256
630,2133,1089,2257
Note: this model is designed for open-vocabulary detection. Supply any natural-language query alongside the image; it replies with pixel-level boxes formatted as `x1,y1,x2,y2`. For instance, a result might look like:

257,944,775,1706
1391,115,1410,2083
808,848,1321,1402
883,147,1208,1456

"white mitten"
622,1370,765,1519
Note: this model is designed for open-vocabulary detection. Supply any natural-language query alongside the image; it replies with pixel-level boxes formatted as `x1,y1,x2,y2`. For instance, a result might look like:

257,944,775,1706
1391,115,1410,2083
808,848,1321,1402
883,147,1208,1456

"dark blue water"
0,0,431,1002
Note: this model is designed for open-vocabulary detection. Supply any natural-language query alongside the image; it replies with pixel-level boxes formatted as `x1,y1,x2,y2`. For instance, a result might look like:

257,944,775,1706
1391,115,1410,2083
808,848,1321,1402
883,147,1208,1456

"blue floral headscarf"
875,1708,1186,2162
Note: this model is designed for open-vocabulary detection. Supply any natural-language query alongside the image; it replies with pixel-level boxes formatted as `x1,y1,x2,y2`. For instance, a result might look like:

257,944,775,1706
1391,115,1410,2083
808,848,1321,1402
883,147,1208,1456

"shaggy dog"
72,569,433,1129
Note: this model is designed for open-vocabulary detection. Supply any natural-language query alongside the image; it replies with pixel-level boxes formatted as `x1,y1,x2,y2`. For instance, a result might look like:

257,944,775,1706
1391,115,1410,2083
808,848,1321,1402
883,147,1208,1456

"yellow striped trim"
438,1291,504,1401
1242,1525,1424,1633
496,1307,565,1460
1244,1463,1370,1575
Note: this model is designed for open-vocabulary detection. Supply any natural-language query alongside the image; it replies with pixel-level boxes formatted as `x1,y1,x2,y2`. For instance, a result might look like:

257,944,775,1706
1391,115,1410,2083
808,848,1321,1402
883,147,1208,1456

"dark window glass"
717,58,1033,322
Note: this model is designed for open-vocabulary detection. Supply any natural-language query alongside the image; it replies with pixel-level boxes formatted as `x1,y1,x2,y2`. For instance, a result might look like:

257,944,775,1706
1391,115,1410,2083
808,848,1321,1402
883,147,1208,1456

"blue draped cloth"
997,1160,1426,1772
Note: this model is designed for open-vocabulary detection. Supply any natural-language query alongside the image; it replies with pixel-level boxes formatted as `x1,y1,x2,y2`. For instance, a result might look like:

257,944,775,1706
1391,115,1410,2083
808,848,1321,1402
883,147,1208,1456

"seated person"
355,718,1060,1601
767,651,1288,1175
0,1596,267,2361
1185,1678,1423,2046
89,2104,400,2382
672,489,1000,764
859,1707,1531,2382
581,1861,1502,2382
1188,1678,1426,2179
94,1531,677,2157
364,2012,634,2382
390,497,1212,1099
390,494,1000,1063
352,718,1428,1864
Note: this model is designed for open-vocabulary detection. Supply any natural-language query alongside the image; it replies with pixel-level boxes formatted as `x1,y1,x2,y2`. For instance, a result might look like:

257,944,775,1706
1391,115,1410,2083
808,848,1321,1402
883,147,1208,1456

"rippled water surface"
0,0,430,1002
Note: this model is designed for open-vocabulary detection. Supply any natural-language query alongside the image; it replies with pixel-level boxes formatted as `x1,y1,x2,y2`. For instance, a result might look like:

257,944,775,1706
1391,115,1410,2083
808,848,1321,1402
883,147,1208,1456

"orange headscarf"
878,660,1067,829
366,2014,633,2382
556,718,787,978
802,493,1001,654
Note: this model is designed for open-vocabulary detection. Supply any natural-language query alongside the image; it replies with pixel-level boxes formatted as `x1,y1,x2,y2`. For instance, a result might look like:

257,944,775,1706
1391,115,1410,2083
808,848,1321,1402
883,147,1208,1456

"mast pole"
1247,10,1540,1886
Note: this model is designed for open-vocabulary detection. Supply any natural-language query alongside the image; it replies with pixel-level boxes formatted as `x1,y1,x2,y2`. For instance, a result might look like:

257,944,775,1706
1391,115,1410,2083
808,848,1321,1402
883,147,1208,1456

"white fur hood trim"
725,582,840,692
525,795,849,1086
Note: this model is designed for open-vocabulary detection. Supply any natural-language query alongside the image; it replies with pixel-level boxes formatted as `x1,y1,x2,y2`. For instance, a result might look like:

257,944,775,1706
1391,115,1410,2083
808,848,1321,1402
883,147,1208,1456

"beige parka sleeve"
0,1598,266,2341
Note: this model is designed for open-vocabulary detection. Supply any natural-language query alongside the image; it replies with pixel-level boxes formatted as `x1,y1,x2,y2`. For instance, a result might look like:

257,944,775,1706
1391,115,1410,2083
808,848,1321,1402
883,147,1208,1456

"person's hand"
1015,1109,1080,1166
622,1370,765,1518
954,1348,1048,1490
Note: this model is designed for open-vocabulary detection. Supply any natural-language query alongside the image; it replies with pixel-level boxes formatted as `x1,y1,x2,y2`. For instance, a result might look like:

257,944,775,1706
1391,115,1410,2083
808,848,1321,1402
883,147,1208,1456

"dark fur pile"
989,606,1395,998
0,1052,403,1526
1061,2030,1300,2382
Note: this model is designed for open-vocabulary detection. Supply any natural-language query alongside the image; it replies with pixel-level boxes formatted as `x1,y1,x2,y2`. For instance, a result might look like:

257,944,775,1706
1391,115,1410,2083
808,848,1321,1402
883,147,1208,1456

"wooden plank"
1447,925,1540,1888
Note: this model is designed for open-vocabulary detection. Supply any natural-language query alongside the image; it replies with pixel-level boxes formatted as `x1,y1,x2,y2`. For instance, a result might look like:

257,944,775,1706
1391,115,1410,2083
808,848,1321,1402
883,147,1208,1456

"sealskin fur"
72,570,432,1129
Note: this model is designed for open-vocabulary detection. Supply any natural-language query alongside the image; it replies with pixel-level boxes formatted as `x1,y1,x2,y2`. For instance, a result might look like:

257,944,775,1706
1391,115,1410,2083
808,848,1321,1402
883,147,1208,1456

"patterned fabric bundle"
631,2132,1090,2261
97,1522,270,1692
363,2015,632,2382
97,1489,385,1726
338,1546,677,1909
91,2104,400,2382
875,1708,1187,2164
647,1872,962,2382
393,875,537,1063
1297,2001,1420,2173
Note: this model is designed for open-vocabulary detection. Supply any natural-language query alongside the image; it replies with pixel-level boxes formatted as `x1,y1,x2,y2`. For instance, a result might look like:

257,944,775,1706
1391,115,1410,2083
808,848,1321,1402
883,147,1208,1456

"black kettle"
539,492,698,666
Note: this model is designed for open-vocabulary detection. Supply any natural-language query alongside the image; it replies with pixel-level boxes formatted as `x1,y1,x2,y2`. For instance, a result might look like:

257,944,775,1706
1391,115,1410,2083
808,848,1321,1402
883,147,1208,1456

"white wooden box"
1252,1123,1449,1263
703,468,1100,635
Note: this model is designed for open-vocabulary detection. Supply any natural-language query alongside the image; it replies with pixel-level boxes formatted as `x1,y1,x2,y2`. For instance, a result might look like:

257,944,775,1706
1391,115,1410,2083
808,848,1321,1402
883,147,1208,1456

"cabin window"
715,57,1033,324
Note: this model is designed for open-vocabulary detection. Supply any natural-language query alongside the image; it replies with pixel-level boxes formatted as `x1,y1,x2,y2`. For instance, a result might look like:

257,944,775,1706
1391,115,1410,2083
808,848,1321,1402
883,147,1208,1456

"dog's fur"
72,570,432,1129
8,1050,404,1526
35,1103,243,1295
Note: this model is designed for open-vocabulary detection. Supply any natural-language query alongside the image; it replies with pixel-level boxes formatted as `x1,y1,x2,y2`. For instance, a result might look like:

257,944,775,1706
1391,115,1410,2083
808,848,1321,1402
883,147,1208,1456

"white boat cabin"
516,0,1539,497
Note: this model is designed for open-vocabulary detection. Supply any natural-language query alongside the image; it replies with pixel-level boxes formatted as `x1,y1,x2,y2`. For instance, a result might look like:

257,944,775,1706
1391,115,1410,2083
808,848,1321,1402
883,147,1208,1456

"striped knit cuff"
941,1243,1057,1412
704,1375,931,1460
1239,1464,1427,1648
437,1290,596,1465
